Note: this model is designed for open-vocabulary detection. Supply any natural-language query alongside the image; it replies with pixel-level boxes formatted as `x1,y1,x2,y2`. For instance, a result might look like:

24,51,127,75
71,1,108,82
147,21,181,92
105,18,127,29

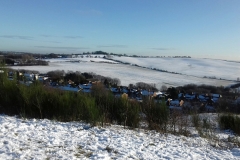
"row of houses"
178,92,221,102
42,79,237,112
8,72,49,82
108,87,225,112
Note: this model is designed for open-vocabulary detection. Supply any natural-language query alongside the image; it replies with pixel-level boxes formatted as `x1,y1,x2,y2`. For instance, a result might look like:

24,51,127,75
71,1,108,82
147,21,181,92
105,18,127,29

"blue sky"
0,0,239,60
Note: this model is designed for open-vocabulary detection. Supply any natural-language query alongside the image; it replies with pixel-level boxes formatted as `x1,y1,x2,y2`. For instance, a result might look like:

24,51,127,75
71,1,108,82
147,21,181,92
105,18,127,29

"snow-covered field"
1,114,240,159
10,56,238,88
110,56,240,81
45,55,117,63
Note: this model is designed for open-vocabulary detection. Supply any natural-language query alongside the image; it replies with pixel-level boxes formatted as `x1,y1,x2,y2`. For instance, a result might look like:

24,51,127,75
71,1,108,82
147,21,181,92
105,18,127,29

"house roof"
141,90,154,96
79,83,92,89
185,93,195,100
110,88,119,93
155,91,163,95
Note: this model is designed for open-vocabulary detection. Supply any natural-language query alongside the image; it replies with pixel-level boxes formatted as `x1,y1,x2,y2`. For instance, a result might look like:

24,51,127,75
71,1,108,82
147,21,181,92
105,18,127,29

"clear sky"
0,0,239,60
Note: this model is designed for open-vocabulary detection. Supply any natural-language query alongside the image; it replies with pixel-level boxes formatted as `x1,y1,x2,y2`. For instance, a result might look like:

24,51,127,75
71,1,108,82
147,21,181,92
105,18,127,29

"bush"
143,98,169,131
91,83,140,128
191,114,201,128
136,82,157,91
0,77,22,114
219,114,240,135
47,70,65,82
64,71,87,85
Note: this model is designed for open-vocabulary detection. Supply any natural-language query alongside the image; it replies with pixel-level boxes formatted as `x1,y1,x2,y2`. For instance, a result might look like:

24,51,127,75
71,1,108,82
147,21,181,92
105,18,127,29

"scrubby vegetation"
219,114,240,135
1,53,48,66
176,84,228,95
0,65,141,128
141,97,169,131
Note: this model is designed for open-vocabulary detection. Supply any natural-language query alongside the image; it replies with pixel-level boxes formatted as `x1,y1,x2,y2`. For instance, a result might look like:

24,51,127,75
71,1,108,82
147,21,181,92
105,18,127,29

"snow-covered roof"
212,94,221,98
155,91,163,95
110,88,119,93
79,83,92,89
24,73,34,77
141,90,154,96
38,76,48,81
185,94,195,100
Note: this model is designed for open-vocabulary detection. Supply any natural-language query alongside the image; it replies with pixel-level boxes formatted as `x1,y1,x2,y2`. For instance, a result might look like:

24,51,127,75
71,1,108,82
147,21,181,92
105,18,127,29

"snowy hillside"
110,56,240,81
45,55,117,63
1,114,240,159
10,56,237,88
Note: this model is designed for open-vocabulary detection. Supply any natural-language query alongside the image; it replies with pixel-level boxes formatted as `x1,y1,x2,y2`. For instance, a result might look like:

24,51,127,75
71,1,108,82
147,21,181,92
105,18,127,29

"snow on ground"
110,56,240,81
44,56,118,63
0,114,240,159
10,59,234,89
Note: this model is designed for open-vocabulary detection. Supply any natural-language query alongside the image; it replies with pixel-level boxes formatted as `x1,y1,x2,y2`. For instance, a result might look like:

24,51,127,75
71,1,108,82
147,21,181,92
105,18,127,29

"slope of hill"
110,56,240,81
0,114,240,159
9,56,237,88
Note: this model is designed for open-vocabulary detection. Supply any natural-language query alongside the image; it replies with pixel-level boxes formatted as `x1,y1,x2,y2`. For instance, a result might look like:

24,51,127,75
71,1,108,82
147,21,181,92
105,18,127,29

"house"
14,62,19,65
119,86,129,94
23,73,34,81
178,93,184,99
79,83,92,89
110,87,130,98
127,88,139,98
184,93,196,100
211,94,221,103
38,74,49,81
141,90,154,96
67,80,74,85
154,92,169,101
168,99,184,111
198,94,207,102
110,87,120,93
154,91,163,96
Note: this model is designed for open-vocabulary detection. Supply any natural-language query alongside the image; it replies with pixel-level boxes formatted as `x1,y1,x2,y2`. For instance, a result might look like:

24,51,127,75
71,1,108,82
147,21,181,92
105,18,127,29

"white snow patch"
0,115,239,159
110,56,240,81
10,58,235,89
